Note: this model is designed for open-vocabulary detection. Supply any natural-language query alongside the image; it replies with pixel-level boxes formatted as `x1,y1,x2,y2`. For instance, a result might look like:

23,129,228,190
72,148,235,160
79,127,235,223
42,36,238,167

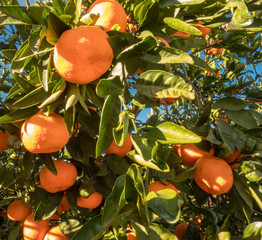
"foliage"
1,0,262,239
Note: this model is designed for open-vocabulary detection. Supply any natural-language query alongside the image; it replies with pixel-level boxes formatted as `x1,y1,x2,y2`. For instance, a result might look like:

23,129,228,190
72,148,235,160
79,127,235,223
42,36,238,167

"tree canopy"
1,0,262,239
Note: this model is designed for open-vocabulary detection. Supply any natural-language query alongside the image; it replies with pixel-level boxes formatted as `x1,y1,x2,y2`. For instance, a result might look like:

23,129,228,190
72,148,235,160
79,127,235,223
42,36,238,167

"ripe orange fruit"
86,0,127,32
7,200,32,222
105,133,132,157
174,223,189,240
155,36,170,47
169,21,210,38
21,110,70,154
126,232,137,240
44,225,69,240
151,96,181,105
0,130,11,151
54,26,114,84
206,41,224,55
57,194,71,215
23,213,50,240
173,144,215,166
148,180,178,193
193,156,234,195
40,160,78,193
224,148,244,163
169,31,190,38
191,21,211,37
77,191,103,209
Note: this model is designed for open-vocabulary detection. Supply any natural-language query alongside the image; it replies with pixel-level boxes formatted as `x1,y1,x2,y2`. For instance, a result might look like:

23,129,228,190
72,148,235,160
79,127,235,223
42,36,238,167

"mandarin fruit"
0,130,11,151
174,144,215,166
151,97,181,105
86,0,127,32
40,160,77,193
193,156,234,195
105,133,132,157
7,200,32,222
44,226,69,240
23,213,50,240
57,194,71,215
191,21,211,37
148,180,178,193
21,110,69,154
54,26,114,84
126,232,137,240
174,223,189,240
77,191,103,209
169,31,190,38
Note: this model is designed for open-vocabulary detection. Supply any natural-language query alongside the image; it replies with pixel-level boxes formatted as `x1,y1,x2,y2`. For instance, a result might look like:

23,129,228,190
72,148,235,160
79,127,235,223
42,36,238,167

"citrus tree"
1,0,262,239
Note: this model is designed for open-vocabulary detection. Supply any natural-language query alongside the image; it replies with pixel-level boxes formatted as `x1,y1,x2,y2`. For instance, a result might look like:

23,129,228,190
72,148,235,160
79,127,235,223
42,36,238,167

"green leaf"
243,222,262,240
131,135,156,160
34,192,63,221
241,160,262,182
173,167,197,182
8,223,22,240
164,17,202,36
159,0,205,8
96,76,123,97
139,0,159,29
38,80,66,108
52,0,65,15
38,153,57,175
117,36,157,60
64,106,75,136
102,175,126,225
72,215,108,240
213,97,248,110
22,151,35,180
190,56,215,75
141,47,193,64
135,70,194,100
107,154,130,175
12,73,36,92
0,6,33,24
78,110,100,138
144,122,201,144
64,0,81,24
127,150,170,172
146,189,183,224
65,84,80,110
37,53,51,91
225,109,258,130
11,81,56,109
1,49,17,61
49,12,71,37
96,95,121,157
0,107,39,124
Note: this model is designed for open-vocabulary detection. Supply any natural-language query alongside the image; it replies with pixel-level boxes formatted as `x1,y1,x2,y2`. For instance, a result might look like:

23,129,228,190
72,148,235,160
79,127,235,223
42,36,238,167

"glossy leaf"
159,0,205,8
102,175,126,225
141,47,193,64
117,36,157,60
96,95,121,157
225,109,258,130
0,6,33,24
144,122,201,144
127,150,170,172
22,151,35,180
12,73,36,92
65,84,80,110
191,56,216,75
135,70,194,100
48,12,71,37
146,189,183,224
213,97,248,110
34,192,63,221
243,222,262,240
72,215,108,240
96,76,123,97
173,167,197,182
0,107,39,124
60,219,82,239
38,154,57,175
11,81,56,109
164,17,202,36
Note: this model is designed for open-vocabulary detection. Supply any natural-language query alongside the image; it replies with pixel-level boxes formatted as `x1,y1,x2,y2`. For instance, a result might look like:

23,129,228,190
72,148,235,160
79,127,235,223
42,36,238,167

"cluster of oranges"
173,143,250,196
